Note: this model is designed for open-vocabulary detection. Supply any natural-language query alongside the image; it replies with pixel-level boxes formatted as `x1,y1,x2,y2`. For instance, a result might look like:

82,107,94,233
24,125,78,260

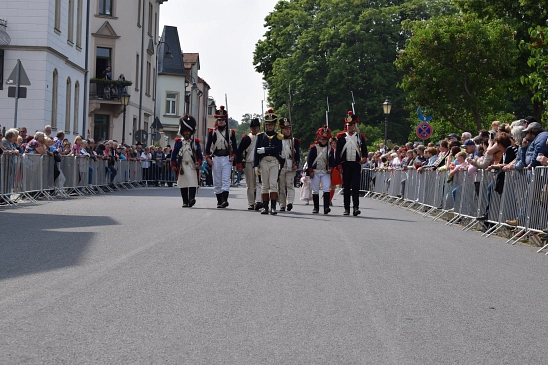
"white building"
0,0,89,137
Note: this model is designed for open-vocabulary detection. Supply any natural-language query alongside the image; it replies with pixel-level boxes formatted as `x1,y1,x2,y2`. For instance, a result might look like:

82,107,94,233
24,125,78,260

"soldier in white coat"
170,115,203,208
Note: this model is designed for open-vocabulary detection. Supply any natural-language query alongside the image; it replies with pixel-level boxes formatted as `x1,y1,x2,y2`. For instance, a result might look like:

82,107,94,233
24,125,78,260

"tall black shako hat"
214,105,228,120
264,108,278,124
250,118,260,128
179,114,196,134
279,117,291,129
344,111,359,131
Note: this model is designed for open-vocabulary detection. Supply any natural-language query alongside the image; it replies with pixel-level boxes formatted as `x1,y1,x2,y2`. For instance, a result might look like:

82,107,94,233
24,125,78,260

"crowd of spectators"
364,116,548,241
0,125,176,189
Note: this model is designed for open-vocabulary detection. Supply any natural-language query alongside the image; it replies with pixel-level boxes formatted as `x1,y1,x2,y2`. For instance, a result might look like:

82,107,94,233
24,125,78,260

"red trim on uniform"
195,138,200,143
236,163,243,170
174,137,182,142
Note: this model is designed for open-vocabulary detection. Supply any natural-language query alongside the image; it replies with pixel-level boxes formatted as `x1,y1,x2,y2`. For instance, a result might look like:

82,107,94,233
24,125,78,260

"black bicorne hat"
250,118,260,128
179,114,197,134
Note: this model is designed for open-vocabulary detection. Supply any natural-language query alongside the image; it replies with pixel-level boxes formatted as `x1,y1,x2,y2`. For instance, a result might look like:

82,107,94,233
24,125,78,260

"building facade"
88,0,167,145
0,0,88,136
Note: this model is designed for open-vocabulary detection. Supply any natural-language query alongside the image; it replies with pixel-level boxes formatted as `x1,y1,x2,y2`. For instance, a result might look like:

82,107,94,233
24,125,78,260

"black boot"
323,192,331,214
270,192,278,215
312,194,319,214
261,201,269,215
189,187,197,207
353,207,361,216
255,202,263,211
216,194,223,208
180,188,189,207
221,191,229,208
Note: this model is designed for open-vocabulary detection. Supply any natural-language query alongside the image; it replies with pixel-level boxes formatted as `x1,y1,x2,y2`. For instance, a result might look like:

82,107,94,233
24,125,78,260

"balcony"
89,79,133,101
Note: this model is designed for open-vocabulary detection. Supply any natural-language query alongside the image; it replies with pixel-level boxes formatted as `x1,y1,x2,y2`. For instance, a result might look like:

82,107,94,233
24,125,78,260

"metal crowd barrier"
0,154,168,207
359,165,548,252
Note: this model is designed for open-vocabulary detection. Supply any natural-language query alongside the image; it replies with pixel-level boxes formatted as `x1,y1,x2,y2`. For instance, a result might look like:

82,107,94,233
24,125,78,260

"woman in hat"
170,115,203,208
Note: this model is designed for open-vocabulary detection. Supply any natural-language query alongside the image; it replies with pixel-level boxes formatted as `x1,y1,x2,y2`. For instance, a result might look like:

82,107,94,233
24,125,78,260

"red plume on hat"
345,111,359,125
214,105,228,120
316,124,332,140
264,108,278,124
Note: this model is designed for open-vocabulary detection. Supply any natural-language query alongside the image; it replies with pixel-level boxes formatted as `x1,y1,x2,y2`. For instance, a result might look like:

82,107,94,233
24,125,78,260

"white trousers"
311,171,331,194
244,162,257,205
278,167,296,207
212,156,231,194
259,157,279,194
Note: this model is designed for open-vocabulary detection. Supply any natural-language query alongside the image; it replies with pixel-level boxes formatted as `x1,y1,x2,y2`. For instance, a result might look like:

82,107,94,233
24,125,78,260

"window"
135,54,139,91
154,12,157,43
67,0,74,44
165,93,177,115
95,47,111,78
137,0,142,26
152,67,156,100
76,0,83,48
0,50,4,90
99,0,112,16
146,61,151,96
54,0,61,32
65,78,72,132
148,2,153,36
74,82,80,134
51,69,58,129
208,107,212,115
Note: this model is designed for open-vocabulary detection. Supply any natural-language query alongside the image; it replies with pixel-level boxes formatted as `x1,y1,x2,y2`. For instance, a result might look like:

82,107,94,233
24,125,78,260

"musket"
225,94,232,156
351,91,363,160
326,96,330,128
288,84,295,167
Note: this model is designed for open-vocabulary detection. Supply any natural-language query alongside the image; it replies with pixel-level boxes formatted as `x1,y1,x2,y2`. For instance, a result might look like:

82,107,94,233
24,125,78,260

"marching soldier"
170,115,203,208
336,111,368,216
306,125,332,214
236,117,262,210
205,106,238,208
254,109,283,215
278,117,300,212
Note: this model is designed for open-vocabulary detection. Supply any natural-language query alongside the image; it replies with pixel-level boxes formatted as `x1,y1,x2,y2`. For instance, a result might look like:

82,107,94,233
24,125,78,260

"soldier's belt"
213,149,229,157
181,161,192,166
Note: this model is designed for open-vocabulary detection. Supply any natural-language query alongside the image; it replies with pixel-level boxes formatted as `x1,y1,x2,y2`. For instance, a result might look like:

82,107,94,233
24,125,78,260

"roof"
158,26,186,77
183,53,200,70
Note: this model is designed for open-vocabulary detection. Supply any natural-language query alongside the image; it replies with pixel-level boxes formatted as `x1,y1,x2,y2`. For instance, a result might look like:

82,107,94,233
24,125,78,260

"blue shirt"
524,131,548,168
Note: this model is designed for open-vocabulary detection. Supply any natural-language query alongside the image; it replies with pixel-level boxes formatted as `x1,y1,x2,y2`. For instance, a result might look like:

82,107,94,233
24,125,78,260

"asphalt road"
2,185,548,364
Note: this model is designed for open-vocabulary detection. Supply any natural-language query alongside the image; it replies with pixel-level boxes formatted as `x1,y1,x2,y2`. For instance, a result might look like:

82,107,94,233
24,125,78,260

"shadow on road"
0,213,118,281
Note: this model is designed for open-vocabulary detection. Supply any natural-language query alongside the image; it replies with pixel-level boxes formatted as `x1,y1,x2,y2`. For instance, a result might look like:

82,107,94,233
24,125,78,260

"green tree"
453,0,548,120
521,25,548,122
254,0,455,147
395,13,518,134
235,113,262,138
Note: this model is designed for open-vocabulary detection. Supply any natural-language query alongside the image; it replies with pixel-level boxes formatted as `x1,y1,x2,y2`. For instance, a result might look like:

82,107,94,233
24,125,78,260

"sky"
159,0,280,123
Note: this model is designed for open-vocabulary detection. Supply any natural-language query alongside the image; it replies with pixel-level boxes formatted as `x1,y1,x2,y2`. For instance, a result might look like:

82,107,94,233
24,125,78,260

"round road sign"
416,122,433,140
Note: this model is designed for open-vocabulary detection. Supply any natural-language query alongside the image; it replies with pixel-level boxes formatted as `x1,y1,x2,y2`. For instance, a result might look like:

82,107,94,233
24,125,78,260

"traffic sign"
7,86,26,98
151,132,161,142
417,107,432,122
416,122,433,140
135,129,147,143
6,60,31,86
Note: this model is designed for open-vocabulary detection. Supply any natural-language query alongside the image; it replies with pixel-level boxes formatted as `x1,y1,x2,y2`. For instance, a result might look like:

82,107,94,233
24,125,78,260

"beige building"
87,0,168,145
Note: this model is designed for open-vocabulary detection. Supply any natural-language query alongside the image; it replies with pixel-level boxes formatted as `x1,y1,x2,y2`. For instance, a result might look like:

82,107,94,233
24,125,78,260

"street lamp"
382,97,392,148
153,40,173,145
120,90,130,145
